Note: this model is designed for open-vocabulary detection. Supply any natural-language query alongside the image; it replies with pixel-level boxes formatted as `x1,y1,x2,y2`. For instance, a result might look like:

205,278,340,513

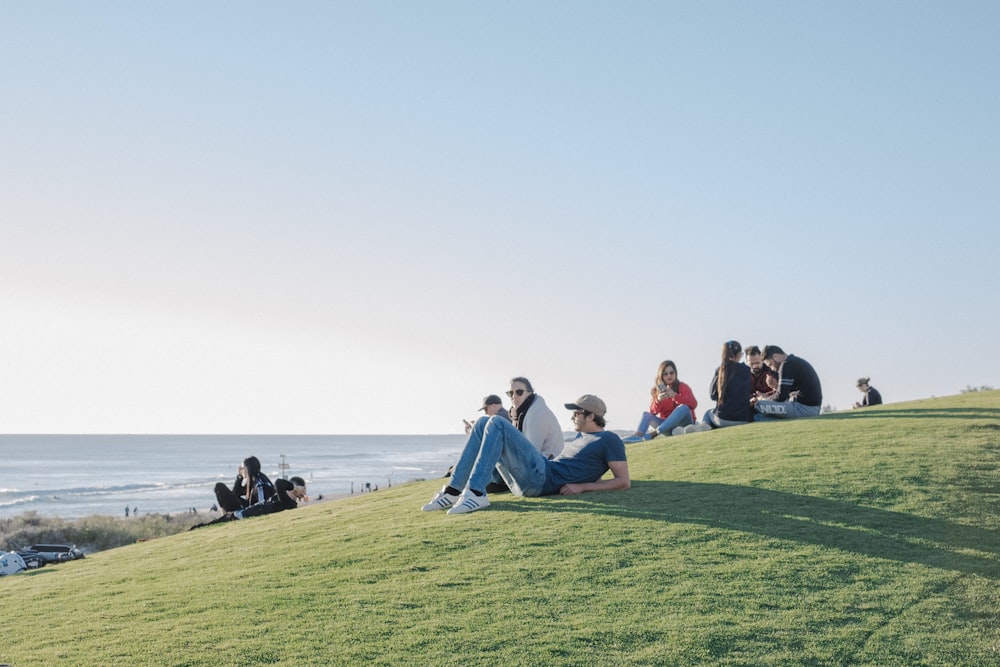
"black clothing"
214,472,276,513
861,387,883,407
776,355,823,407
709,361,753,423
750,366,778,397
237,479,300,519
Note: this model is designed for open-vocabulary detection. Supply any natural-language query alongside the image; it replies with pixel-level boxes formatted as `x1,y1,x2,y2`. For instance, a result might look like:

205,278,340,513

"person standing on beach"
753,346,823,421
421,394,629,515
213,456,276,513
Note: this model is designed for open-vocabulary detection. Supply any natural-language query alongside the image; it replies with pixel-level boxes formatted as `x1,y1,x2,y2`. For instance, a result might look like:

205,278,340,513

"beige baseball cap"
564,394,607,418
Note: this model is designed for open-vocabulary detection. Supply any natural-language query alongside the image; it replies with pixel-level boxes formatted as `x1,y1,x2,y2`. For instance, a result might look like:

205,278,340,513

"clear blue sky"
2,2,998,434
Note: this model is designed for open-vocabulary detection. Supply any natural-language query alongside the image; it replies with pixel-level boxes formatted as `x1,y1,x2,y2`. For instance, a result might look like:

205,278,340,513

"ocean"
0,434,466,519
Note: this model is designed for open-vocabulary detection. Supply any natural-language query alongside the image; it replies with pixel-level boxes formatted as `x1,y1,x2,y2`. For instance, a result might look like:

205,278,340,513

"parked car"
29,544,85,563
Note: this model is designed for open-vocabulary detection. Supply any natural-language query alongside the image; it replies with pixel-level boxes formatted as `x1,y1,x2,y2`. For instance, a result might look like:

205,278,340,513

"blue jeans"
635,411,664,434
703,409,746,429
449,416,548,497
656,405,693,434
754,400,821,421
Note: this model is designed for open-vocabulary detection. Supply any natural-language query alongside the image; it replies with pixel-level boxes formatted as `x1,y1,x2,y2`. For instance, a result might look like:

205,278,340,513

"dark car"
29,544,85,563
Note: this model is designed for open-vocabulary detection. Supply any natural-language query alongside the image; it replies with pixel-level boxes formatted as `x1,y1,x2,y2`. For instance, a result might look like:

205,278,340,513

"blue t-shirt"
540,430,627,495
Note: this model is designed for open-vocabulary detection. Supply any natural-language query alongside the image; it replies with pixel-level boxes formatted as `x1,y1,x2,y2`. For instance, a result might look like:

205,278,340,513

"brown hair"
716,341,742,407
654,360,680,392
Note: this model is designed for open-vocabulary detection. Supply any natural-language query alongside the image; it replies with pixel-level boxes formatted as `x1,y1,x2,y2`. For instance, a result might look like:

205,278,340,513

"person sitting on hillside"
753,346,823,421
853,377,883,408
213,456,276,513
506,376,565,460
191,477,307,529
745,345,779,407
703,340,753,428
421,394,629,515
622,360,698,443
464,394,511,435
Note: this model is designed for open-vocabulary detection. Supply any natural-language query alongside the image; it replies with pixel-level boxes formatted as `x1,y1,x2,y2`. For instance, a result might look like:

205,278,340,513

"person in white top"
506,376,564,460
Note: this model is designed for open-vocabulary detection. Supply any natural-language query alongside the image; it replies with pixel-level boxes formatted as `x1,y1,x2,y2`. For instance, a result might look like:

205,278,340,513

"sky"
2,2,998,435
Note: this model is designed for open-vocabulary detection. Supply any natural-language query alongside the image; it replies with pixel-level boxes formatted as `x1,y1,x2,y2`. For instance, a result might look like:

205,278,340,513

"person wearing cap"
422,394,629,515
853,378,882,408
464,394,511,435
753,346,823,421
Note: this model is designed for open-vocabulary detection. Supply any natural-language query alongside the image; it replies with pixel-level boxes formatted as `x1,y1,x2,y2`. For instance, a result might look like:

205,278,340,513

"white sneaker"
421,489,459,512
684,424,700,434
446,491,490,515
671,426,686,436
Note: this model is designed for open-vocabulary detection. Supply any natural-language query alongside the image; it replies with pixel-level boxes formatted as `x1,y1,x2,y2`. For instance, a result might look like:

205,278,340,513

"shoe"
671,426,686,436
644,432,659,440
697,423,713,432
446,491,490,515
683,424,700,434
485,481,510,494
421,488,459,512
622,434,645,444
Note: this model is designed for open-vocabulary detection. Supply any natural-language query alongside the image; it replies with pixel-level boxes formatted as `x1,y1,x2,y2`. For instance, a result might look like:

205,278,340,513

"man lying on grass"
422,394,630,515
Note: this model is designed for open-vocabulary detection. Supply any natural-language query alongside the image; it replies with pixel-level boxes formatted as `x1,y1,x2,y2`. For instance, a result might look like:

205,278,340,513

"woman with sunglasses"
506,377,564,460
622,360,699,443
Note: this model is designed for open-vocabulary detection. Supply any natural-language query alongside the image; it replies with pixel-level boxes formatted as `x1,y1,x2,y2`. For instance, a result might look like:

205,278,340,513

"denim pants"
656,405,694,434
703,409,746,429
449,416,548,496
753,400,821,421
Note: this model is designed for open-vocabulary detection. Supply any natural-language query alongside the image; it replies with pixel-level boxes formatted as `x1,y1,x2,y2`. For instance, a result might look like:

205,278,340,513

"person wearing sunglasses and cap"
421,394,629,515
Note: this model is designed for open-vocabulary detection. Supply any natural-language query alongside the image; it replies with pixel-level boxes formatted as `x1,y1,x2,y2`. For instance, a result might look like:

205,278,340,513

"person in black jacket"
234,477,308,519
190,477,307,530
703,340,753,428
753,346,823,421
853,378,883,408
213,456,276,513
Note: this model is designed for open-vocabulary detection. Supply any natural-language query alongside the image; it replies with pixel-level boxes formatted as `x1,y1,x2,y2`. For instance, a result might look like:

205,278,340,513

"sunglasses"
506,389,528,397
572,410,590,417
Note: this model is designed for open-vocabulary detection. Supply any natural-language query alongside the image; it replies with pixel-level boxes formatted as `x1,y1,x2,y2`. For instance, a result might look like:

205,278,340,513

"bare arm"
559,460,631,495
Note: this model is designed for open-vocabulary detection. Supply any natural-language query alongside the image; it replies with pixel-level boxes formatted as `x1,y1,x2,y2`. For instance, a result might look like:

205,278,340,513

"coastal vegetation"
1,510,201,553
1,391,997,665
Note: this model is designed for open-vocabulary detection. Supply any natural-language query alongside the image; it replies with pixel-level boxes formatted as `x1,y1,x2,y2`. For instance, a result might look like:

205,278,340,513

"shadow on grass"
495,482,1000,579
820,406,1000,421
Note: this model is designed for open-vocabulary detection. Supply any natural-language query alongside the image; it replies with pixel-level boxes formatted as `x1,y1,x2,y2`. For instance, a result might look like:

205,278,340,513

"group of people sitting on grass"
423,341,833,516
620,342,824,443
188,344,875,523
190,456,308,530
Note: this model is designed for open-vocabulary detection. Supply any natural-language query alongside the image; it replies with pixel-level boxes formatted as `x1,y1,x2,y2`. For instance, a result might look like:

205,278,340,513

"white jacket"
522,395,565,459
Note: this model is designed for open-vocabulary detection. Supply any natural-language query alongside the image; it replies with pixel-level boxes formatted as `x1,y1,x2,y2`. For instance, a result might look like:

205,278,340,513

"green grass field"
2,392,998,666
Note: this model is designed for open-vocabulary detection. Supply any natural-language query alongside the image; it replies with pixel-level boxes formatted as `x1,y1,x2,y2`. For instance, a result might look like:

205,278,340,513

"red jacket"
650,382,698,419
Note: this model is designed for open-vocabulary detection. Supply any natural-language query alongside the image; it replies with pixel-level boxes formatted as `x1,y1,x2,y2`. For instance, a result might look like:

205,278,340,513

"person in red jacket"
622,360,698,443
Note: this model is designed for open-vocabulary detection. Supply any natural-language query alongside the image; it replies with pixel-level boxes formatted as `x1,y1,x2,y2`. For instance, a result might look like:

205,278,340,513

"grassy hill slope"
2,392,998,666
